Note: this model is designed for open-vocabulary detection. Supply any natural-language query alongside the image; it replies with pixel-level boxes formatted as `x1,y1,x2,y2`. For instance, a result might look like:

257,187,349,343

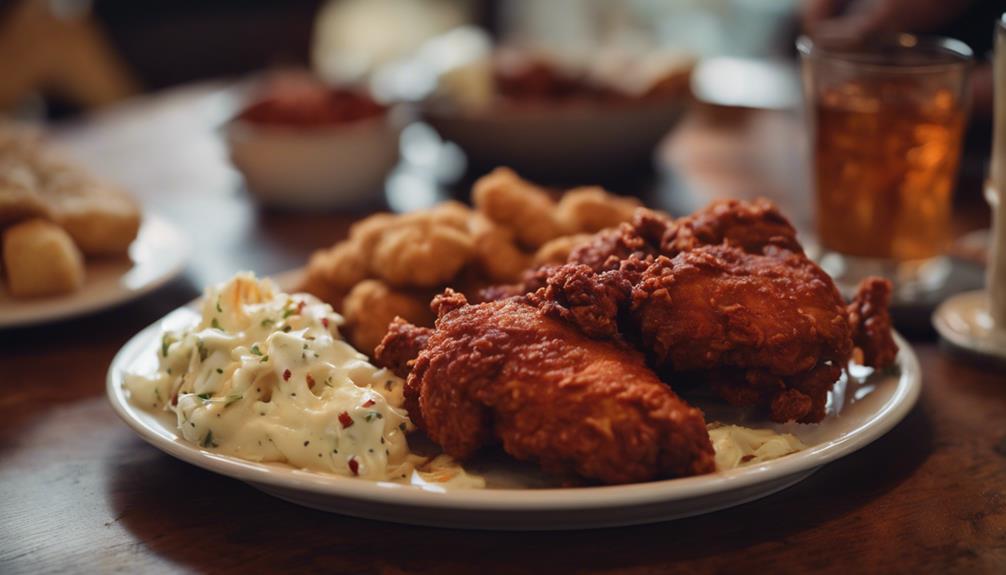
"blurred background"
1,0,1003,330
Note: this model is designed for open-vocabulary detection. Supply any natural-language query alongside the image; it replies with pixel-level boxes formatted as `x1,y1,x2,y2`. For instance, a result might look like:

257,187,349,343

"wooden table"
2,84,1005,574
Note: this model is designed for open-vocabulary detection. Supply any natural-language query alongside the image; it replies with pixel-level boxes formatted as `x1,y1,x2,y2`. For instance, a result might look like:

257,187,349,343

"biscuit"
43,164,141,256
3,218,85,297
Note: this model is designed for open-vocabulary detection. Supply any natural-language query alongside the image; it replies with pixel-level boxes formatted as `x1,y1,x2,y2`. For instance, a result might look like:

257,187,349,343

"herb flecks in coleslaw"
123,272,484,485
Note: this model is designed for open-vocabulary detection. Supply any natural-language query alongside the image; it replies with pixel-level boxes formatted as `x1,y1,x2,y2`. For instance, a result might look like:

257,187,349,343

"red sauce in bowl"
238,76,386,128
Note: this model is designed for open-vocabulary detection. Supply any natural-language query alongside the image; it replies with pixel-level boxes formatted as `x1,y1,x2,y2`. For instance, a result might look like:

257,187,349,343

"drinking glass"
798,34,972,299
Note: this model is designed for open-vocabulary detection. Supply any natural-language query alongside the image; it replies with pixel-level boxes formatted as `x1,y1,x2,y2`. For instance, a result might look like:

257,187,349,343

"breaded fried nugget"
555,186,641,233
342,279,435,355
414,200,473,231
347,212,397,257
467,213,530,283
301,240,370,306
472,167,564,249
371,218,475,287
533,233,593,266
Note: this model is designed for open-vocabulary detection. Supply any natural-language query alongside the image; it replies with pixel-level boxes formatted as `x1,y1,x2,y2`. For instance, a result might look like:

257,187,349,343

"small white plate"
933,290,1006,361
108,294,921,530
0,215,189,329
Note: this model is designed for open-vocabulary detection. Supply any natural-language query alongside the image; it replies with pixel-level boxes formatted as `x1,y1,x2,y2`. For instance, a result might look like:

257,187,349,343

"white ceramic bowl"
224,111,403,210
423,97,688,182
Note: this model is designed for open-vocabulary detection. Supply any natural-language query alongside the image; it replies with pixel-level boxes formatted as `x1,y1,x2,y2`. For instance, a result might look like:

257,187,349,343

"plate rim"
0,214,190,329
106,293,921,513
932,289,1006,360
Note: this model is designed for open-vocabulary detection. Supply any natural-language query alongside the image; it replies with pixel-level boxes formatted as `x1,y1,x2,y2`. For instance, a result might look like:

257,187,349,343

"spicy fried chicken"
630,246,854,423
480,198,897,424
376,288,715,484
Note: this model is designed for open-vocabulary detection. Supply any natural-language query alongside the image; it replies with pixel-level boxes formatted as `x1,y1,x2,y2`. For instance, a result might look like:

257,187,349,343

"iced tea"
813,82,965,260
800,35,971,263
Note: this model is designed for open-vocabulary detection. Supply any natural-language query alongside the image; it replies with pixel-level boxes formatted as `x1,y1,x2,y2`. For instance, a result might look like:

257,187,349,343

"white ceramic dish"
933,290,1006,361
0,215,189,329
423,97,687,181
224,111,402,210
107,289,920,530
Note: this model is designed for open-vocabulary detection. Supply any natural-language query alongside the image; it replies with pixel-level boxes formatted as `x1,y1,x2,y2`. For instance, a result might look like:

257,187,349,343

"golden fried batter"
555,186,641,233
371,219,475,287
533,233,593,267
472,167,564,249
342,279,435,355
467,213,530,283
347,212,397,257
303,241,369,293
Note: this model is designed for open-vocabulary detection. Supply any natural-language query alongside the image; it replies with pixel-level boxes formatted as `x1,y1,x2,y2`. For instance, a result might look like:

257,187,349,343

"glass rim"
797,33,973,74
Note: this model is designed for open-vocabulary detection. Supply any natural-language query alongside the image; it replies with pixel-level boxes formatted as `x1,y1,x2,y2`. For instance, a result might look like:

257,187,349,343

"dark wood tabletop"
2,84,1004,575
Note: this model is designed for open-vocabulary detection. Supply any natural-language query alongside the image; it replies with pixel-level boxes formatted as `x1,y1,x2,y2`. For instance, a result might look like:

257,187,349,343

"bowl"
224,78,404,211
423,97,688,183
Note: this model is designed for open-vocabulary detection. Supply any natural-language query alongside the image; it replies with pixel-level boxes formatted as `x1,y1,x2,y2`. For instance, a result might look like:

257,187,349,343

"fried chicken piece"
526,263,632,341
371,218,475,287
630,245,853,423
475,198,897,424
387,289,715,484
554,186,642,233
477,265,558,302
342,280,435,355
472,167,565,249
664,198,803,255
375,317,433,380
565,208,670,272
848,277,898,368
564,200,798,274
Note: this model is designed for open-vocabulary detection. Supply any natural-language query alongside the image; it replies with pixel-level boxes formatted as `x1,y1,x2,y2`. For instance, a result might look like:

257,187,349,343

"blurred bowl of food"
224,73,402,210
419,45,694,183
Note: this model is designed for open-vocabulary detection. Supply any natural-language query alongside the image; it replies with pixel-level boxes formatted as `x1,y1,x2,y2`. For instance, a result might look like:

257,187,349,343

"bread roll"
3,218,85,297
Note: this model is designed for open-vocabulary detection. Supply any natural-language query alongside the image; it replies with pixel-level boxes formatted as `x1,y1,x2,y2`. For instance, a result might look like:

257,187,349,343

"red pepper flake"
306,374,315,390
338,411,354,428
348,457,359,476
171,391,179,406
362,398,375,408
282,369,291,381
297,300,305,314
322,317,330,329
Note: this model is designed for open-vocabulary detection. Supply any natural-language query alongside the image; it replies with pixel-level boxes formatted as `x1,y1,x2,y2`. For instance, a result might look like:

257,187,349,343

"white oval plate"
107,301,920,531
0,215,189,329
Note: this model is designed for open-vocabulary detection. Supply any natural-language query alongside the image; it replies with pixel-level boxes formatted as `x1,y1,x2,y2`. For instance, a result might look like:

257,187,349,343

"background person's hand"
801,0,993,118
802,0,974,40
